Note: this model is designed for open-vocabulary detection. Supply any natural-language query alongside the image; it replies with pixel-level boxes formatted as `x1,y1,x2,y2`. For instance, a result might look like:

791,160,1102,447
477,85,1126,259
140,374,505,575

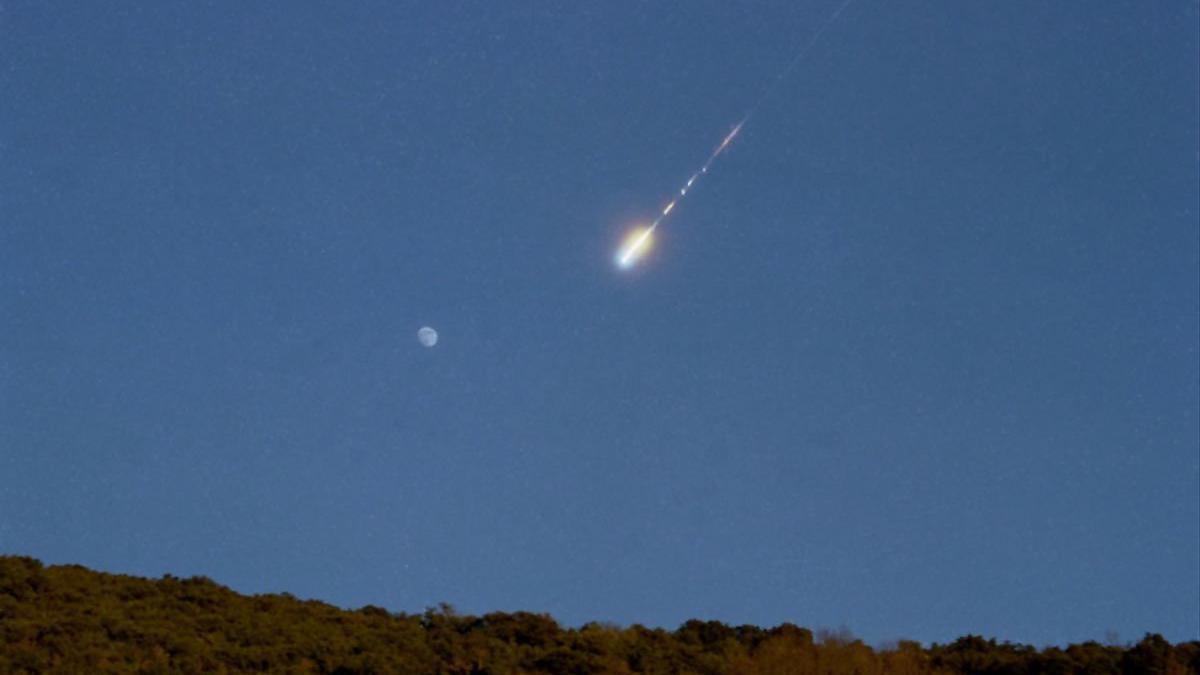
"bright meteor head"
615,226,655,269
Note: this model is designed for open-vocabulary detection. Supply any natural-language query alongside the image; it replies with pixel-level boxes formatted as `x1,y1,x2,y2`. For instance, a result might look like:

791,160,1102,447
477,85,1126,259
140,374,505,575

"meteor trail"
614,0,857,270
614,120,743,269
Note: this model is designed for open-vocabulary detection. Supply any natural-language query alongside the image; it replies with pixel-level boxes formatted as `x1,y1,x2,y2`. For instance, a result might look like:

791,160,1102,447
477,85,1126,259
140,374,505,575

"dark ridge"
1,555,1196,674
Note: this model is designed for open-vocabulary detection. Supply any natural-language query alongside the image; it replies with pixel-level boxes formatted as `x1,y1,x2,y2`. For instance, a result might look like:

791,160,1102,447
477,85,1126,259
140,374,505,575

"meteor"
615,226,654,269
613,0,857,271
614,118,745,270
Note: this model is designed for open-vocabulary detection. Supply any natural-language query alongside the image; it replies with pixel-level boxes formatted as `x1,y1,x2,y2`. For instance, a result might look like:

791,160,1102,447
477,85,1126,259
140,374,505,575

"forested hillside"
1,556,1195,674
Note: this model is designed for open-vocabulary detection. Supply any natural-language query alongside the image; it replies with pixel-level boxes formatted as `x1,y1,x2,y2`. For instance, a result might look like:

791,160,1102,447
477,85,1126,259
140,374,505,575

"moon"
417,326,438,348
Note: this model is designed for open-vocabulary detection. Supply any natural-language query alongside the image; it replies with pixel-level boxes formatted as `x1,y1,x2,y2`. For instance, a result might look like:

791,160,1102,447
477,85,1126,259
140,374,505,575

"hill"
0,555,1195,674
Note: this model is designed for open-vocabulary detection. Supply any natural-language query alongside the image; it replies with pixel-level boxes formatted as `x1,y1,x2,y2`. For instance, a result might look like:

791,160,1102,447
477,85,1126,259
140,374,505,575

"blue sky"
2,1,1197,645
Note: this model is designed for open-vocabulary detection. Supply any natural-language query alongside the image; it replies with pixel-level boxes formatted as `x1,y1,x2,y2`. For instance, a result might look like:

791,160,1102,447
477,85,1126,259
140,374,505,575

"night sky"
3,1,1198,646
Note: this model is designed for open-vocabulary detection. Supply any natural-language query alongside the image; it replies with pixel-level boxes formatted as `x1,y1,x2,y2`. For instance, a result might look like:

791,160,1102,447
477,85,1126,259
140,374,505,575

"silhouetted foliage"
0,556,1195,674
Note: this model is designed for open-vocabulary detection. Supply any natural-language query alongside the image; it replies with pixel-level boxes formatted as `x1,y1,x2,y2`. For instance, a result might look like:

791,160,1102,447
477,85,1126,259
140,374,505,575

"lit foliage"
0,556,1196,674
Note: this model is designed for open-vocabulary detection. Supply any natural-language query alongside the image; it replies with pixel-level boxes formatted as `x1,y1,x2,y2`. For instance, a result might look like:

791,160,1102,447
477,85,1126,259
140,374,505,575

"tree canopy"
0,556,1195,674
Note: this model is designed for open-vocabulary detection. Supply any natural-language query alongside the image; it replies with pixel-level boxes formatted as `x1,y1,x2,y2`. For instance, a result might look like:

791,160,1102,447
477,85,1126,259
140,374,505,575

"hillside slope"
0,556,1195,674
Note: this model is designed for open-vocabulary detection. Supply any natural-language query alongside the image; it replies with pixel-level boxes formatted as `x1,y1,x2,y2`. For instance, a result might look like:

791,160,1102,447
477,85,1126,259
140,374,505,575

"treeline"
0,556,1195,674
